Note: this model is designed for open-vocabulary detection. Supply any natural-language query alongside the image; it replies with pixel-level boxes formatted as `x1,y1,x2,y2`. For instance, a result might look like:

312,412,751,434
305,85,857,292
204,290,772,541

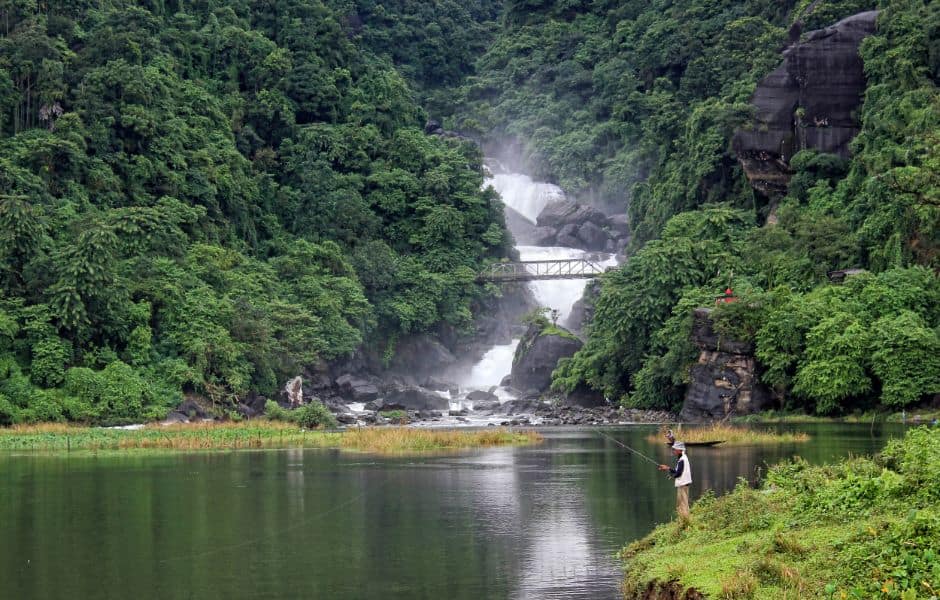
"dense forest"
0,0,511,424
0,0,937,424
465,0,937,414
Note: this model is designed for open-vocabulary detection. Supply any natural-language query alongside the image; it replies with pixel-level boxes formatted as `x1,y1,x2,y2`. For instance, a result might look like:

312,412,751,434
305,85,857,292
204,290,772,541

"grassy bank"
0,422,543,454
647,424,810,446
622,427,940,599
734,410,940,425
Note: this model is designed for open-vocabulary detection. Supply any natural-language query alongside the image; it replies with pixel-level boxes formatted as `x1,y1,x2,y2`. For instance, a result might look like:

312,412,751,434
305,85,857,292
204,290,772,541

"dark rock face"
680,309,773,421
334,374,380,402
561,384,607,408
577,222,608,251
380,385,450,411
510,324,583,394
387,335,456,384
733,11,879,196
537,199,607,229
504,204,538,244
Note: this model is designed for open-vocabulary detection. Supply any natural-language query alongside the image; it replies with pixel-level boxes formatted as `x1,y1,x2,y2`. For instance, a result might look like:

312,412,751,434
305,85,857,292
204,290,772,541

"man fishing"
658,441,692,521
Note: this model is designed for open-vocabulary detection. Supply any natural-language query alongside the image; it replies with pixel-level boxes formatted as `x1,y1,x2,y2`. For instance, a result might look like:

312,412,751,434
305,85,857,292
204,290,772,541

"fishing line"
595,430,661,466
157,469,388,564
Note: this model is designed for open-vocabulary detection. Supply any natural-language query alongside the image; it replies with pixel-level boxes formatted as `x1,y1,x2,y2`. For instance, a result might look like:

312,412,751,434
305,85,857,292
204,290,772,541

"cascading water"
449,169,618,415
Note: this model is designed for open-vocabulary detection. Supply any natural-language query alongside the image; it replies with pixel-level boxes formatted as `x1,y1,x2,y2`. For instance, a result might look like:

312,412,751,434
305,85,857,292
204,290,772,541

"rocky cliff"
733,11,879,196
679,308,772,422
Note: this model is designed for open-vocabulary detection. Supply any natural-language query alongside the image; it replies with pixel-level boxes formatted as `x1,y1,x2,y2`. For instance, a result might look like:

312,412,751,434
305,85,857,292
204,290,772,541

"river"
0,423,906,599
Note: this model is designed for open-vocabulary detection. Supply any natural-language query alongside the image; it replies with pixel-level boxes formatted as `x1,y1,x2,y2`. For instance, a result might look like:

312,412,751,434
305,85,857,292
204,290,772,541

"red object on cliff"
715,287,737,304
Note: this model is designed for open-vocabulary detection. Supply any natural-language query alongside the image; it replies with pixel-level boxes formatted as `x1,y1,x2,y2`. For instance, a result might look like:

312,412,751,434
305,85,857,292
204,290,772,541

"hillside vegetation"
452,0,939,414
0,0,510,425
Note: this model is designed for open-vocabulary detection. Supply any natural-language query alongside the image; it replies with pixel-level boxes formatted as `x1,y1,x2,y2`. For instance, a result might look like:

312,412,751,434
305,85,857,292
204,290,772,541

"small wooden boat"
664,440,724,447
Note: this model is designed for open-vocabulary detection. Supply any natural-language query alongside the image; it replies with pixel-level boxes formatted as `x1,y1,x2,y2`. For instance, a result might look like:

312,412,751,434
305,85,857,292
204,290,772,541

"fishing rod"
596,430,661,466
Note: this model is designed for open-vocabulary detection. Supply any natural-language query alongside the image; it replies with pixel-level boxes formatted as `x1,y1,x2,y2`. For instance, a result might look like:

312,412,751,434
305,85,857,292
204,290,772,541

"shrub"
264,399,337,428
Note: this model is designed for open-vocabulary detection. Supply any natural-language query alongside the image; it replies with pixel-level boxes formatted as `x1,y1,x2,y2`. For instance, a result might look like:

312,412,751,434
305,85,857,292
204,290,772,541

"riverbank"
0,422,543,454
733,409,940,425
621,426,940,599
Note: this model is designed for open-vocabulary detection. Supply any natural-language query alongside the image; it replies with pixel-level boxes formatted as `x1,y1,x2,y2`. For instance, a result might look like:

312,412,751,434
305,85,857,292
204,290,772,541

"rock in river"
510,324,583,395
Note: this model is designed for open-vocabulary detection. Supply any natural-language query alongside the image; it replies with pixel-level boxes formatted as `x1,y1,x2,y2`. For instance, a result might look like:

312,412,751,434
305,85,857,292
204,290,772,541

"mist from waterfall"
488,173,565,223
454,172,617,394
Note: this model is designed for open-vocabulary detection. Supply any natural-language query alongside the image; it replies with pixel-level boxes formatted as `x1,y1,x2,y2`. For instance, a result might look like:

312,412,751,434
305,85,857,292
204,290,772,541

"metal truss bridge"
477,259,610,283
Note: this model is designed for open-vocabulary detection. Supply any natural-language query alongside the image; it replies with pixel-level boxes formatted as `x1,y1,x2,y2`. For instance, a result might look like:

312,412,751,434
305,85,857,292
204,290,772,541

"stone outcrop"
532,199,630,251
510,324,583,394
679,308,772,422
374,385,450,412
733,11,879,196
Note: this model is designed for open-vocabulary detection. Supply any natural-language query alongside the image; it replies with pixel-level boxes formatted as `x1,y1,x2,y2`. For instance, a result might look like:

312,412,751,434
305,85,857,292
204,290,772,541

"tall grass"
647,424,810,445
0,422,542,454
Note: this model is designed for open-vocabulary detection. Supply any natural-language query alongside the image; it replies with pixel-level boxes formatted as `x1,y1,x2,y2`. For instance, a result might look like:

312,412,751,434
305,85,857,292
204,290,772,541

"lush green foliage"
622,427,940,599
0,0,509,424
546,0,940,413
264,399,337,429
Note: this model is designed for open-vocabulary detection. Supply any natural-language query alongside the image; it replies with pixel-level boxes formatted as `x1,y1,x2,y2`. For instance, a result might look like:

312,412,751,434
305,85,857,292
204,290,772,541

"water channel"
0,423,906,599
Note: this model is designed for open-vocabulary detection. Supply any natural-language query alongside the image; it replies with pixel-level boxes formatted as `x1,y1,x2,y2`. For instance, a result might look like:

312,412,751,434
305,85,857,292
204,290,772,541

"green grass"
622,427,940,599
0,422,543,454
734,410,940,425
648,424,810,446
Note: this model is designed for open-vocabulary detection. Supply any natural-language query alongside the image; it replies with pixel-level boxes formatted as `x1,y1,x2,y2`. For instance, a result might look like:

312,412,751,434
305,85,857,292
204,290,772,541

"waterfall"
452,171,617,400
488,173,565,223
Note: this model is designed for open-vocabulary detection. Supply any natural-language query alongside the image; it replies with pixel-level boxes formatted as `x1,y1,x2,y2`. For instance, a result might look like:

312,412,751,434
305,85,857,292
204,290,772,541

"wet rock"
561,384,607,408
284,376,304,407
387,335,457,383
162,411,189,424
336,413,357,425
531,226,558,246
607,213,630,237
577,221,609,251
381,385,450,411
537,199,607,229
733,11,879,196
335,374,380,402
555,223,581,248
449,408,469,417
466,390,498,403
511,324,583,394
497,398,544,415
500,375,512,387
504,205,538,244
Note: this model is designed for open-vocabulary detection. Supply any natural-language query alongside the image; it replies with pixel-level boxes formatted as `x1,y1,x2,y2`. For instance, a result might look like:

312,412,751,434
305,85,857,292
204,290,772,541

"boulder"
334,374,380,402
576,221,609,251
162,411,189,424
466,390,498,403
335,413,358,425
387,335,457,383
607,213,630,237
531,226,558,246
537,199,607,229
499,375,512,387
556,223,581,248
510,324,583,394
733,11,879,196
496,398,544,415
284,376,304,407
381,385,450,411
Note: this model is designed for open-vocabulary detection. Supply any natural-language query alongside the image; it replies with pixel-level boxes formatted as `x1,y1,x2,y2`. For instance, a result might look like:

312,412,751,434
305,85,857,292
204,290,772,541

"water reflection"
0,424,906,600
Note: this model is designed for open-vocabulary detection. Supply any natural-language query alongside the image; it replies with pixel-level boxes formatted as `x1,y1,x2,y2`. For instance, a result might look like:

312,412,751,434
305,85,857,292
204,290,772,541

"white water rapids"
453,172,617,397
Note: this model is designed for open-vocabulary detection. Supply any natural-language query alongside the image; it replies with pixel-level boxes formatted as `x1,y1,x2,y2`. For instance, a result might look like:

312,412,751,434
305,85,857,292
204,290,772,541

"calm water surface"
0,423,906,600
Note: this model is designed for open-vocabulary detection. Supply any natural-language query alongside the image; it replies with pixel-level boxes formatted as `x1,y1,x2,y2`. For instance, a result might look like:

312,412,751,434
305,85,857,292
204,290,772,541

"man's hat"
672,441,686,451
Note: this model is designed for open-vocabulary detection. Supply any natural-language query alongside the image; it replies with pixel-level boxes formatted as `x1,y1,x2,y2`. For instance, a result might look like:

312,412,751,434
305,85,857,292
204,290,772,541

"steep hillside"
0,1,510,424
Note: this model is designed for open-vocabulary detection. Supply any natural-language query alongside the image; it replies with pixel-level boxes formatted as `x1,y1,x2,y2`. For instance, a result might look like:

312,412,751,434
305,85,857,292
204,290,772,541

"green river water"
0,423,906,600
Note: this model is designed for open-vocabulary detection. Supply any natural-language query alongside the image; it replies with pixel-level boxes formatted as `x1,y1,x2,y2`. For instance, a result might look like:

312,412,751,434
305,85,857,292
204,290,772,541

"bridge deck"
478,258,609,282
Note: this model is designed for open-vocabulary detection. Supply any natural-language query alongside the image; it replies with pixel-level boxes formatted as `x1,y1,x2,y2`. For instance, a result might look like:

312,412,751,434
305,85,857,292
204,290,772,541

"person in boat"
658,441,692,522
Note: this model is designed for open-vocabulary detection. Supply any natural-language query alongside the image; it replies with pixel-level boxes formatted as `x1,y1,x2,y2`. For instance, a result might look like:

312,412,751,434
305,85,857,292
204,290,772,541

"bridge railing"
478,259,609,282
